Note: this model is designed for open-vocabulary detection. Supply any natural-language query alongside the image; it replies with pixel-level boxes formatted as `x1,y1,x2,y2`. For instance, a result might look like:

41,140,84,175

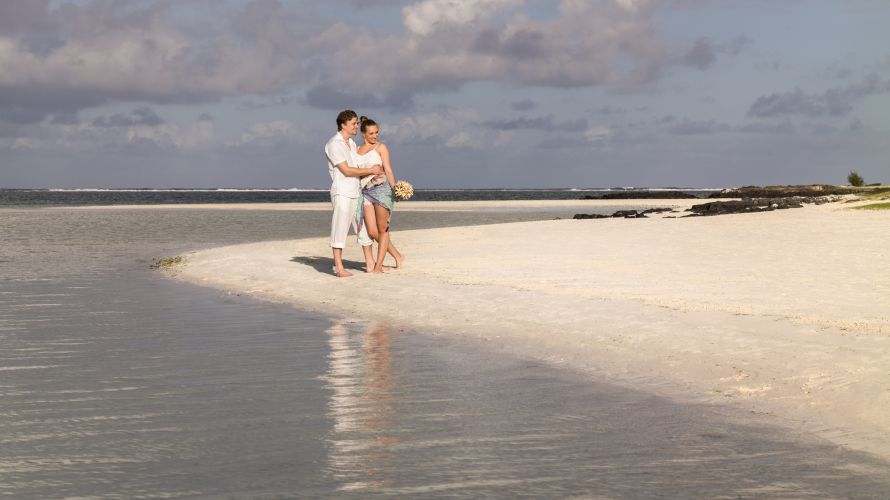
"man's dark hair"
336,110,357,131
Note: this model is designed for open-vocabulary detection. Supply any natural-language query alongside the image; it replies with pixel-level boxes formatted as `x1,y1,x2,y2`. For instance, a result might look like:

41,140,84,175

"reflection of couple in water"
324,320,397,490
325,109,405,277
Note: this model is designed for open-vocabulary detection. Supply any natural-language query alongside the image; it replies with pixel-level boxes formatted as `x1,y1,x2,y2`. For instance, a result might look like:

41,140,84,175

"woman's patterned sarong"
356,182,394,234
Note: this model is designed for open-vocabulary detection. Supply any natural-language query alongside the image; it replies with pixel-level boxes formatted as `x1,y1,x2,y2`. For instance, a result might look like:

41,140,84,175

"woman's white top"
356,144,385,188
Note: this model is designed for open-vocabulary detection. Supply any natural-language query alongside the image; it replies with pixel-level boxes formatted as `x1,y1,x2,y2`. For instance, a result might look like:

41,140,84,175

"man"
325,109,383,277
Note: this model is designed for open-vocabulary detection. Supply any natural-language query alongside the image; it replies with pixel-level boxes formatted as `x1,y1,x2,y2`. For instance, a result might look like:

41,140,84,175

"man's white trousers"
330,194,372,249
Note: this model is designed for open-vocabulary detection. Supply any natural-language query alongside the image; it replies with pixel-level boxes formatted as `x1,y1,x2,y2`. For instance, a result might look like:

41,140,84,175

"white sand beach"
169,199,890,459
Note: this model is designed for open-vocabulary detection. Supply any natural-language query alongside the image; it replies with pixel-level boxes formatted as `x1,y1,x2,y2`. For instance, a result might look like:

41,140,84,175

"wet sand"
171,199,890,461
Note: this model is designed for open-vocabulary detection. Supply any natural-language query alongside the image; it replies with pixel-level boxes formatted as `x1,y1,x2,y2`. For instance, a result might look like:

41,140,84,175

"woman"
355,116,405,273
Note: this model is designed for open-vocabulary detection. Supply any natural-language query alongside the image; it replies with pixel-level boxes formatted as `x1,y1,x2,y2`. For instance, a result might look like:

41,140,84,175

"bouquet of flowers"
393,180,414,201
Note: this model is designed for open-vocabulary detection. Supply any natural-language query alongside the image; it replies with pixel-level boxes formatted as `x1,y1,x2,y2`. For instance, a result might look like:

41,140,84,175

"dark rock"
612,210,644,218
689,196,821,216
574,207,674,219
688,200,759,216
573,213,610,219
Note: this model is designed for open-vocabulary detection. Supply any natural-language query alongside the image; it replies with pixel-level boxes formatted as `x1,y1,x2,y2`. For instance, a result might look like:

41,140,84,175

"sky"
1,0,888,189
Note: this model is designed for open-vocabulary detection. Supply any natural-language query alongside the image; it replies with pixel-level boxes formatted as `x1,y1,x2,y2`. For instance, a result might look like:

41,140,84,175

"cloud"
483,115,588,132
748,74,890,118
0,115,325,154
0,0,320,123
0,0,59,54
643,114,799,136
385,108,510,149
402,0,521,35
681,35,751,70
537,125,613,149
510,99,536,111
339,0,414,7
662,118,796,135
583,126,612,143
594,105,632,115
736,119,796,134
845,118,866,134
304,85,414,110
665,119,731,135
312,0,687,106
682,38,716,70
614,0,649,13
50,112,80,125
0,0,760,126
1,115,215,152
228,120,306,148
754,60,794,73
748,89,847,118
92,107,164,128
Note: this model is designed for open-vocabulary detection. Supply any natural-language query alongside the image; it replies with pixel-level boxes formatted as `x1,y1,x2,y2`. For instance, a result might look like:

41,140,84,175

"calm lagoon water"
0,187,717,207
2,206,890,498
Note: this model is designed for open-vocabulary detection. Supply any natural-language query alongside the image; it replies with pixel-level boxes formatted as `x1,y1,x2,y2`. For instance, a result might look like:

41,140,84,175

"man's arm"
335,162,383,177
327,139,382,177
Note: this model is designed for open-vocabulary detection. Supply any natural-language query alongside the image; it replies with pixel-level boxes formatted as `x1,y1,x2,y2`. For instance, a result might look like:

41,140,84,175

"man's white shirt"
325,132,360,198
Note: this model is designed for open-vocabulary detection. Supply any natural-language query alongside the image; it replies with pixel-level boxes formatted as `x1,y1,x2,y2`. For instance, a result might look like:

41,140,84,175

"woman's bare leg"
365,201,403,269
371,204,390,273
363,203,378,272
386,236,404,269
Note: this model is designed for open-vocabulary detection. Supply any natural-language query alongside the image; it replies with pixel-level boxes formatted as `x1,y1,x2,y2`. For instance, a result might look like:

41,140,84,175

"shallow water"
0,188,716,207
2,207,890,498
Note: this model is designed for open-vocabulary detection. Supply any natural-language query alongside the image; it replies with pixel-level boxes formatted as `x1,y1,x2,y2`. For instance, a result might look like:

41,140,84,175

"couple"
325,109,404,277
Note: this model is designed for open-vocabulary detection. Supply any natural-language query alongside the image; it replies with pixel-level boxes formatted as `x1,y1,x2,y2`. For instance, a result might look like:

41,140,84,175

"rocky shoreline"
707,185,864,199
574,195,843,219
573,208,673,219
685,196,842,216
582,191,700,200
579,184,878,201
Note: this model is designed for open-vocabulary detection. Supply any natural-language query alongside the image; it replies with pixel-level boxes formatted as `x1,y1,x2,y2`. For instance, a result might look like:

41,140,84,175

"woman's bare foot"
371,265,385,274
392,254,405,270
334,268,353,278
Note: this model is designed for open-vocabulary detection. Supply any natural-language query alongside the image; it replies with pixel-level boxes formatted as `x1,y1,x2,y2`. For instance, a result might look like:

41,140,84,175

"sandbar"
168,199,890,459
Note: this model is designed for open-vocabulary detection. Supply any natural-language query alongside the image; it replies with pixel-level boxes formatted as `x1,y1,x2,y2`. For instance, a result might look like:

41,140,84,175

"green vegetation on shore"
150,255,184,270
849,185,890,210
853,202,890,211
858,188,890,201
712,184,887,199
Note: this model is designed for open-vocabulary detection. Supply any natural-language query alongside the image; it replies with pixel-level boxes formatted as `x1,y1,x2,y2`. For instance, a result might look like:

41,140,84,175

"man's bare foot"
334,269,353,278
393,254,405,269
371,265,385,274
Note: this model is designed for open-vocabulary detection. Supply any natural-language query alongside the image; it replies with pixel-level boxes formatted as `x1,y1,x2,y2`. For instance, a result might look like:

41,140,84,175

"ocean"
0,187,718,207
2,202,889,497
